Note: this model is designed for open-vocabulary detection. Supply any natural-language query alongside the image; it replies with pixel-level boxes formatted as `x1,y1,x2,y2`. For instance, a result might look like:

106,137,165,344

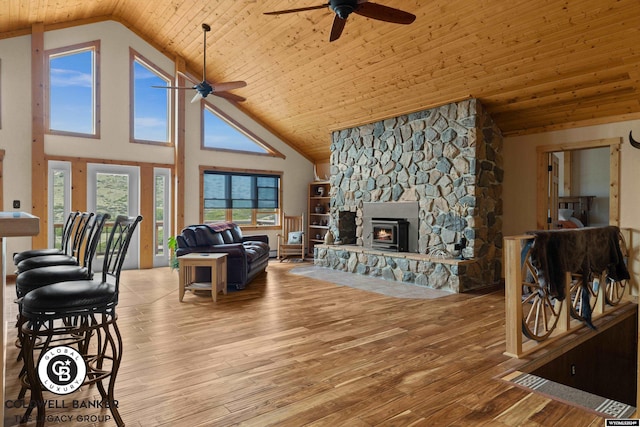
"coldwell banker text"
5,399,119,409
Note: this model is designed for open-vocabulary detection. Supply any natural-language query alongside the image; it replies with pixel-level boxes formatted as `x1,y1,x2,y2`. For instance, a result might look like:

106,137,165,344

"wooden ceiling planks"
0,0,638,161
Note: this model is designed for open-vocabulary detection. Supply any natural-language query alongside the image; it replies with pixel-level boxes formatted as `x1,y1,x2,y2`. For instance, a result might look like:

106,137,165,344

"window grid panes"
203,171,280,226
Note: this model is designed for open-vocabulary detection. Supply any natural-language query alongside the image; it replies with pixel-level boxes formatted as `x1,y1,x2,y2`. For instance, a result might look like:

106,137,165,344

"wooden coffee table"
178,253,228,302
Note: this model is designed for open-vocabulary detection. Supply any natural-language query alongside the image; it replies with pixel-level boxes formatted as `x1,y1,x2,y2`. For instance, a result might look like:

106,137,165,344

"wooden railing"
504,228,638,358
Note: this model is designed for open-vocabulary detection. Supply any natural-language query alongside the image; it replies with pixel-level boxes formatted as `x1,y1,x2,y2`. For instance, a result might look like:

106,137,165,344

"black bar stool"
19,214,142,427
16,212,93,274
13,211,80,264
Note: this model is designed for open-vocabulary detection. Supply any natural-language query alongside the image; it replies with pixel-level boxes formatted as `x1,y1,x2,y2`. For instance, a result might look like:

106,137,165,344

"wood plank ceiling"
1,0,639,162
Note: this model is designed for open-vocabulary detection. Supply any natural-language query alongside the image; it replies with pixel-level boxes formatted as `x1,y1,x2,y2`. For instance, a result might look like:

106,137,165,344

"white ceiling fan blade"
191,92,203,104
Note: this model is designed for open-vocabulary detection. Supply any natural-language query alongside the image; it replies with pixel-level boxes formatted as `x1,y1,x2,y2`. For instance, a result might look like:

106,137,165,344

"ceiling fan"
154,23,247,103
264,0,416,42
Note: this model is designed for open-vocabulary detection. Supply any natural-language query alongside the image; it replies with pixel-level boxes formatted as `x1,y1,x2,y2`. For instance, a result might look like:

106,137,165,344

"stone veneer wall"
315,98,504,291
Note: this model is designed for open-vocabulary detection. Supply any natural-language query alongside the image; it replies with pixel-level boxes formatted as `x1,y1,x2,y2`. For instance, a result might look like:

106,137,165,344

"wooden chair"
277,214,305,262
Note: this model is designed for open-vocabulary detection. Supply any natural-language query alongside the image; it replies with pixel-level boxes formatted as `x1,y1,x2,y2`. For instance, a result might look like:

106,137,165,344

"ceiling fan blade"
177,70,199,85
211,81,247,92
354,2,416,24
213,91,246,103
329,15,347,42
191,92,203,104
264,4,329,15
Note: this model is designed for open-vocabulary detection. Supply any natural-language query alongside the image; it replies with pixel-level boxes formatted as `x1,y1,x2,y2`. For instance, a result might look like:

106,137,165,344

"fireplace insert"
371,218,409,252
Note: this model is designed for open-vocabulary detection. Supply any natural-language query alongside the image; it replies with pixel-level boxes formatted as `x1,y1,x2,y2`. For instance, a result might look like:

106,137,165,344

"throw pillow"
288,231,303,244
558,208,573,221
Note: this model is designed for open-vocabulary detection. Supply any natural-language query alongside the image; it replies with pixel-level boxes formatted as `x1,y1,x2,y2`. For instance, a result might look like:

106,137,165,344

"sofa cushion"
229,226,243,243
208,232,225,245
194,226,213,246
182,228,197,247
221,229,234,243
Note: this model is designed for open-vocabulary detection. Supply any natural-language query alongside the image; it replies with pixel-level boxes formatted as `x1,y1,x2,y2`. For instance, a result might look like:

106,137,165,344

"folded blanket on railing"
527,226,629,301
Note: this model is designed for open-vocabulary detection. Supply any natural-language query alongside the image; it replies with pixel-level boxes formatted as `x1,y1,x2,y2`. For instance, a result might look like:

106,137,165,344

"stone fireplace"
315,98,504,292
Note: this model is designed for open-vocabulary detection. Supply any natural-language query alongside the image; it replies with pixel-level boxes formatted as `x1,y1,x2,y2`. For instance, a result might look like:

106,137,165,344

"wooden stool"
178,253,228,302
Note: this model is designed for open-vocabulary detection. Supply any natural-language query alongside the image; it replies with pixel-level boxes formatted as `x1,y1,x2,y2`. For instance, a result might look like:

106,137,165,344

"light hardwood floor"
3,261,609,426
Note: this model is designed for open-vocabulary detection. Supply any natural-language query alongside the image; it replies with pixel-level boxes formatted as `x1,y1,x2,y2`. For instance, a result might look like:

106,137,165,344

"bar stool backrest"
60,211,80,254
79,213,110,272
101,215,143,298
68,212,94,259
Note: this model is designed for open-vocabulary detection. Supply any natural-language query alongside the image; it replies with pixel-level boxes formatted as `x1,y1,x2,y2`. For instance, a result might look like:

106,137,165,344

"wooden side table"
178,253,228,302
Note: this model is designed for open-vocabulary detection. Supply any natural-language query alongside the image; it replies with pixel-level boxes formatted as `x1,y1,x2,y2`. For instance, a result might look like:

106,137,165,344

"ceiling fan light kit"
264,0,416,42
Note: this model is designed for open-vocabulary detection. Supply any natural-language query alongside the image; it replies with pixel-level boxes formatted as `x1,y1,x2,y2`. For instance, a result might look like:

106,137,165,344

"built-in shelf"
308,181,330,255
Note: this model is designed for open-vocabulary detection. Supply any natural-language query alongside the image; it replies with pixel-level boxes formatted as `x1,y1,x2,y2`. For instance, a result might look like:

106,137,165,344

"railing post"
504,236,526,357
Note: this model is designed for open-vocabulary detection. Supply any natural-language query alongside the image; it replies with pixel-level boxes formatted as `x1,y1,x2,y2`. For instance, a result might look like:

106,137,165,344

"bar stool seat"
16,265,91,298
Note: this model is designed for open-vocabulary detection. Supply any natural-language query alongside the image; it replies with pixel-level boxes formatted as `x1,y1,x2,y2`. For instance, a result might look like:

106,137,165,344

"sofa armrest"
242,234,269,245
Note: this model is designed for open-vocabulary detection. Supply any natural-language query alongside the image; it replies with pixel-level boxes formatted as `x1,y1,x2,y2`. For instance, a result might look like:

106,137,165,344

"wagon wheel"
521,244,561,341
605,232,629,306
569,272,598,321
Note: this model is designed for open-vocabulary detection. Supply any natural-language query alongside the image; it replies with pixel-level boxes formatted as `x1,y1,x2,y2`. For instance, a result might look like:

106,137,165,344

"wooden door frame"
535,137,621,230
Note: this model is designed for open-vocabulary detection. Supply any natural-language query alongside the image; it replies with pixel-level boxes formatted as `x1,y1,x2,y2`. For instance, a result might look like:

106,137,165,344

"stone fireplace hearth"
314,98,503,292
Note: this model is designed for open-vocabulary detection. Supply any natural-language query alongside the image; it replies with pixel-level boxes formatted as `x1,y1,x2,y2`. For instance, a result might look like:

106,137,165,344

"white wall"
503,118,640,236
0,20,313,261
0,35,34,255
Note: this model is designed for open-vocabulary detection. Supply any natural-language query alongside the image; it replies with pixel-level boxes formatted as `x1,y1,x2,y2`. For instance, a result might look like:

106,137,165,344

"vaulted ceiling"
2,0,639,162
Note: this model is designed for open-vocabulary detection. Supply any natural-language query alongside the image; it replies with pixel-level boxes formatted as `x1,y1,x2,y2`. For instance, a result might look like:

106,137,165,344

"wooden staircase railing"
504,228,638,359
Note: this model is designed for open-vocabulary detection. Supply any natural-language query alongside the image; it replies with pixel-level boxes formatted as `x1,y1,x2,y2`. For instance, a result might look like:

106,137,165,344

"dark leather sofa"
175,222,269,290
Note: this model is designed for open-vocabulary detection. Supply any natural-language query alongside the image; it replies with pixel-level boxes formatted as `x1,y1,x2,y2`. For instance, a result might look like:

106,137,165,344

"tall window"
130,49,173,145
46,41,99,136
202,169,281,227
202,103,283,157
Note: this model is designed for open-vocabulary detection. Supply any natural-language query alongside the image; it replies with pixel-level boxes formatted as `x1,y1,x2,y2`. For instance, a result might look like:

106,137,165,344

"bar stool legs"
20,312,124,427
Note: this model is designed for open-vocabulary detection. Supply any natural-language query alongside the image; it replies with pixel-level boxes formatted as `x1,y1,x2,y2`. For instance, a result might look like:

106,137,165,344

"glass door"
47,161,71,249
87,164,140,270
153,168,171,267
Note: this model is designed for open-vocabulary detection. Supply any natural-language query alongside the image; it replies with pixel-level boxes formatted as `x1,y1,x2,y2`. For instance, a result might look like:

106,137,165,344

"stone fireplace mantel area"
314,98,504,293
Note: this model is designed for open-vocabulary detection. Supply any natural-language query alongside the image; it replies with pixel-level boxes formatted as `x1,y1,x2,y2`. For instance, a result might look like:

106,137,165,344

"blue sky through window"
203,106,268,153
49,48,268,153
133,60,170,142
49,49,94,134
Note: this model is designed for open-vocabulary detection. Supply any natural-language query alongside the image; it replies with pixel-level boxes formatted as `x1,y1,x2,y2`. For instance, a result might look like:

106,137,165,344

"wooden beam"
175,56,186,235
31,22,47,249
139,164,154,269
